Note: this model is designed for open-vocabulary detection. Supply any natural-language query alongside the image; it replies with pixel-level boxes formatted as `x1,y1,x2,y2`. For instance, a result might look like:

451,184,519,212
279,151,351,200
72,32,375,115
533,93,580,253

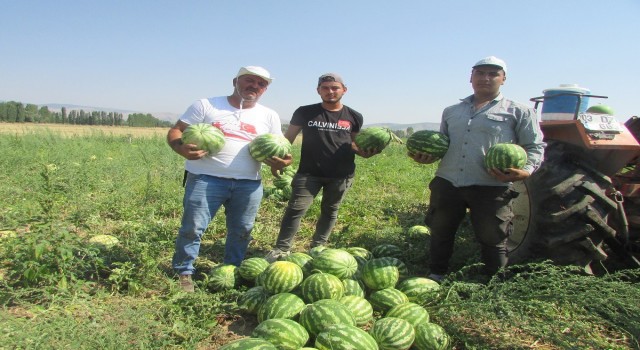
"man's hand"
264,154,293,177
171,141,208,160
488,167,530,182
409,151,439,164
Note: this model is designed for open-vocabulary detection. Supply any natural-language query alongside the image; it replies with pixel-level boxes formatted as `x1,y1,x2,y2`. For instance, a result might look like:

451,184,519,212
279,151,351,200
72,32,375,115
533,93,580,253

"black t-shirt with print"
290,103,363,178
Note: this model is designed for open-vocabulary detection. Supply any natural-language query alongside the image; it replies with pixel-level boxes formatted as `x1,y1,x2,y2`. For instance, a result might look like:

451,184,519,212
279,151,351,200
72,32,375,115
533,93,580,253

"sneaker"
179,274,195,293
264,249,290,263
428,273,444,283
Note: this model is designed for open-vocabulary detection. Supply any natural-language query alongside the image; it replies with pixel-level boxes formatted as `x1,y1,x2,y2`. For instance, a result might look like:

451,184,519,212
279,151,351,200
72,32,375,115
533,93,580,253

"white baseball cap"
472,56,507,74
236,66,273,84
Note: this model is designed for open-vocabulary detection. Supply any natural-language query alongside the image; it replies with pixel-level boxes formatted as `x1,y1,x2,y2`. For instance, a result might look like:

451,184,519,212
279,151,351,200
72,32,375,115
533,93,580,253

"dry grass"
0,123,169,138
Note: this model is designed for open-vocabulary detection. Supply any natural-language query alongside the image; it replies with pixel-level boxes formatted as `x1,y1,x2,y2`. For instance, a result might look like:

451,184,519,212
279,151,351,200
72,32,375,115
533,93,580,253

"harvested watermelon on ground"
237,257,270,281
237,286,270,314
355,126,403,152
315,324,378,350
260,261,304,294
312,248,358,279
300,272,345,303
361,257,400,290
181,123,225,154
386,302,430,327
207,264,237,291
406,130,450,158
249,133,292,162
298,299,356,337
251,318,309,350
413,322,452,350
88,234,119,250
219,337,277,350
484,143,527,171
338,295,374,326
257,292,305,323
368,287,409,313
369,317,416,350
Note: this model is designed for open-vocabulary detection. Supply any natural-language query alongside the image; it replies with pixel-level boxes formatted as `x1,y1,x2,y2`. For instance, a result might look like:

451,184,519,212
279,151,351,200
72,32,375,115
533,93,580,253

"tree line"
0,101,173,128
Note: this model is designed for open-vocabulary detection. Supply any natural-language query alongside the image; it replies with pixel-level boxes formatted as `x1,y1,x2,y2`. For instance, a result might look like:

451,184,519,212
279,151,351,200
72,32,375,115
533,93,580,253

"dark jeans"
275,173,353,251
425,176,516,275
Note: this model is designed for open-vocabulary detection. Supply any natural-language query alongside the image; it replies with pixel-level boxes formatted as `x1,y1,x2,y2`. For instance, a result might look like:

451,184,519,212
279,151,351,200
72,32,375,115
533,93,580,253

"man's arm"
167,120,208,160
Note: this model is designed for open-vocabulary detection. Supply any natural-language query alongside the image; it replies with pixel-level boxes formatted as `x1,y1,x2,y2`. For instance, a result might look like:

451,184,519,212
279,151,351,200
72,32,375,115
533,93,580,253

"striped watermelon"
238,257,270,282
300,272,345,303
282,166,298,177
282,252,314,277
207,264,237,291
413,323,451,350
181,123,225,154
312,248,358,279
397,277,440,303
261,261,304,294
88,234,119,250
219,337,277,350
361,258,400,290
342,278,366,298
345,246,373,260
354,127,400,151
371,244,403,259
338,295,373,326
369,287,409,314
249,133,292,162
308,245,328,258
251,318,309,350
237,286,270,315
406,130,450,158
377,257,410,281
273,174,293,189
257,292,306,323
299,299,356,337
369,317,415,350
484,143,527,171
386,302,430,327
315,324,379,350
408,225,430,236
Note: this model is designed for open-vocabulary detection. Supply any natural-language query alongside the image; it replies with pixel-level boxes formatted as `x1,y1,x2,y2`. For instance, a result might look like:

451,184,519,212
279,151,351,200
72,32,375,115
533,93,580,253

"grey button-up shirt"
436,93,545,187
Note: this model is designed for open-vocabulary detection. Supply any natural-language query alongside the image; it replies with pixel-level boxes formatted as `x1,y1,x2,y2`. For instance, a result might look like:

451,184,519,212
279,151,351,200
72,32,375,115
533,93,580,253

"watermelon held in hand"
355,127,402,152
181,123,225,154
249,133,292,162
484,143,527,171
406,130,450,158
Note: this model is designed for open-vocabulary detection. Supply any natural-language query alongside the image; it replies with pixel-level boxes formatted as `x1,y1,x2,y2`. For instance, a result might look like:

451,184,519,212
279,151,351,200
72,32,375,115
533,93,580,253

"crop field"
1,123,639,349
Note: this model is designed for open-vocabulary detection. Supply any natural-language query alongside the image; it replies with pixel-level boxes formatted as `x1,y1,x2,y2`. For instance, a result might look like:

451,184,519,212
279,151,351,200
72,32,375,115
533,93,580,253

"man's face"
234,75,269,101
471,66,505,95
317,81,346,103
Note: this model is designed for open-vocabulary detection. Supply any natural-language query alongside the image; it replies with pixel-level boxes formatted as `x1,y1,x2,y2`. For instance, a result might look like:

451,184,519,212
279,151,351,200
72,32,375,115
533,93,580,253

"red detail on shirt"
212,121,257,141
338,120,351,129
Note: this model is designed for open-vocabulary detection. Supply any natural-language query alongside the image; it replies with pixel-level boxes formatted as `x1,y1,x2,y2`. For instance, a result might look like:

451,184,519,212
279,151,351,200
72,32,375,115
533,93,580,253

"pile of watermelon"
262,166,297,202
215,244,452,350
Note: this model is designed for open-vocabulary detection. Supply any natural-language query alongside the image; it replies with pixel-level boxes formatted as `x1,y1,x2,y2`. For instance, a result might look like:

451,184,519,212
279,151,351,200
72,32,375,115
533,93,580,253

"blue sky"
2,0,639,125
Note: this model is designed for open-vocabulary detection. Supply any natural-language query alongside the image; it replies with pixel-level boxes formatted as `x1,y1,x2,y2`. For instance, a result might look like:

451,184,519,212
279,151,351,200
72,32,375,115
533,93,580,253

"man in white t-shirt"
167,66,287,292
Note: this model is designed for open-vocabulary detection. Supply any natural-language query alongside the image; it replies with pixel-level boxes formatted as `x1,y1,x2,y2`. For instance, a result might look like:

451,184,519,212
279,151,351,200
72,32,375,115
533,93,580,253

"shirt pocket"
479,113,509,137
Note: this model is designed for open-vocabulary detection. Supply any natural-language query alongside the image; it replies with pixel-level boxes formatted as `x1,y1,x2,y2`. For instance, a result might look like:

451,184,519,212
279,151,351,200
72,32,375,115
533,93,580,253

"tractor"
507,87,640,273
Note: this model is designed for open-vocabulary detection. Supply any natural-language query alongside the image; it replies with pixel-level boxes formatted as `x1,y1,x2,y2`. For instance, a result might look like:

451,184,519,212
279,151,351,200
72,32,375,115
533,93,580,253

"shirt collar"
461,92,504,104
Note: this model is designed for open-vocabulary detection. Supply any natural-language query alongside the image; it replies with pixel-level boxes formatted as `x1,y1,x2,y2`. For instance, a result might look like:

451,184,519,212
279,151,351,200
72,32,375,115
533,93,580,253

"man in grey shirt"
411,56,545,282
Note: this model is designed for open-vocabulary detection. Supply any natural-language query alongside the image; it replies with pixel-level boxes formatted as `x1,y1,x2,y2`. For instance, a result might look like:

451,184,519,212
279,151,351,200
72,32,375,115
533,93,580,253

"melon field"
1,124,639,349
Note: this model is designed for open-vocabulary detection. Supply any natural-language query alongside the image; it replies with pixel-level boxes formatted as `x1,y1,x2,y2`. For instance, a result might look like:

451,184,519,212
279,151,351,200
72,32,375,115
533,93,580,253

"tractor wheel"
508,141,619,273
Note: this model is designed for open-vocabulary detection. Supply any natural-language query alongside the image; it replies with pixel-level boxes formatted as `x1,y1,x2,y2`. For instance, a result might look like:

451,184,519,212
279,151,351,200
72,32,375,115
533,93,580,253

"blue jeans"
173,173,263,274
275,174,353,251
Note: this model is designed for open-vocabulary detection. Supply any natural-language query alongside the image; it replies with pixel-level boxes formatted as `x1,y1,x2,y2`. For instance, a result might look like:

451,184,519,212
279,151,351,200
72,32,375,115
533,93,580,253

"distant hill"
367,122,440,131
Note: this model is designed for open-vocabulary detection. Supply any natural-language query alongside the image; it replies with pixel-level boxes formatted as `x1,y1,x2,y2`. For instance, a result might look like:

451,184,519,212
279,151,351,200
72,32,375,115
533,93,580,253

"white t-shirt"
180,96,282,180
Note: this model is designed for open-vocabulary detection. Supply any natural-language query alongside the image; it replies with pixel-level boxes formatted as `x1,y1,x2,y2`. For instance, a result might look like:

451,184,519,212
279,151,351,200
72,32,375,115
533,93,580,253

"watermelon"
315,324,379,350
361,258,400,290
407,225,430,236
299,299,356,337
484,143,527,171
273,175,293,189
371,244,403,259
181,123,225,154
406,130,449,158
260,261,304,294
587,104,615,115
312,248,358,279
342,278,366,298
252,318,309,350
369,317,415,350
282,252,314,277
88,234,119,250
238,257,270,282
413,323,451,350
300,272,345,303
308,245,328,258
377,257,410,281
282,166,297,177
219,337,277,350
237,286,270,315
338,295,374,326
386,302,430,327
397,277,440,303
249,133,292,162
354,127,400,151
207,264,237,291
257,292,306,323
369,288,409,313
345,246,373,260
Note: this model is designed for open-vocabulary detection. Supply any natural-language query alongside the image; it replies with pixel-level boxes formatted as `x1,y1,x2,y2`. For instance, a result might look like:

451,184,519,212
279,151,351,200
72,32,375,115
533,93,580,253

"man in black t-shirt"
264,73,378,262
